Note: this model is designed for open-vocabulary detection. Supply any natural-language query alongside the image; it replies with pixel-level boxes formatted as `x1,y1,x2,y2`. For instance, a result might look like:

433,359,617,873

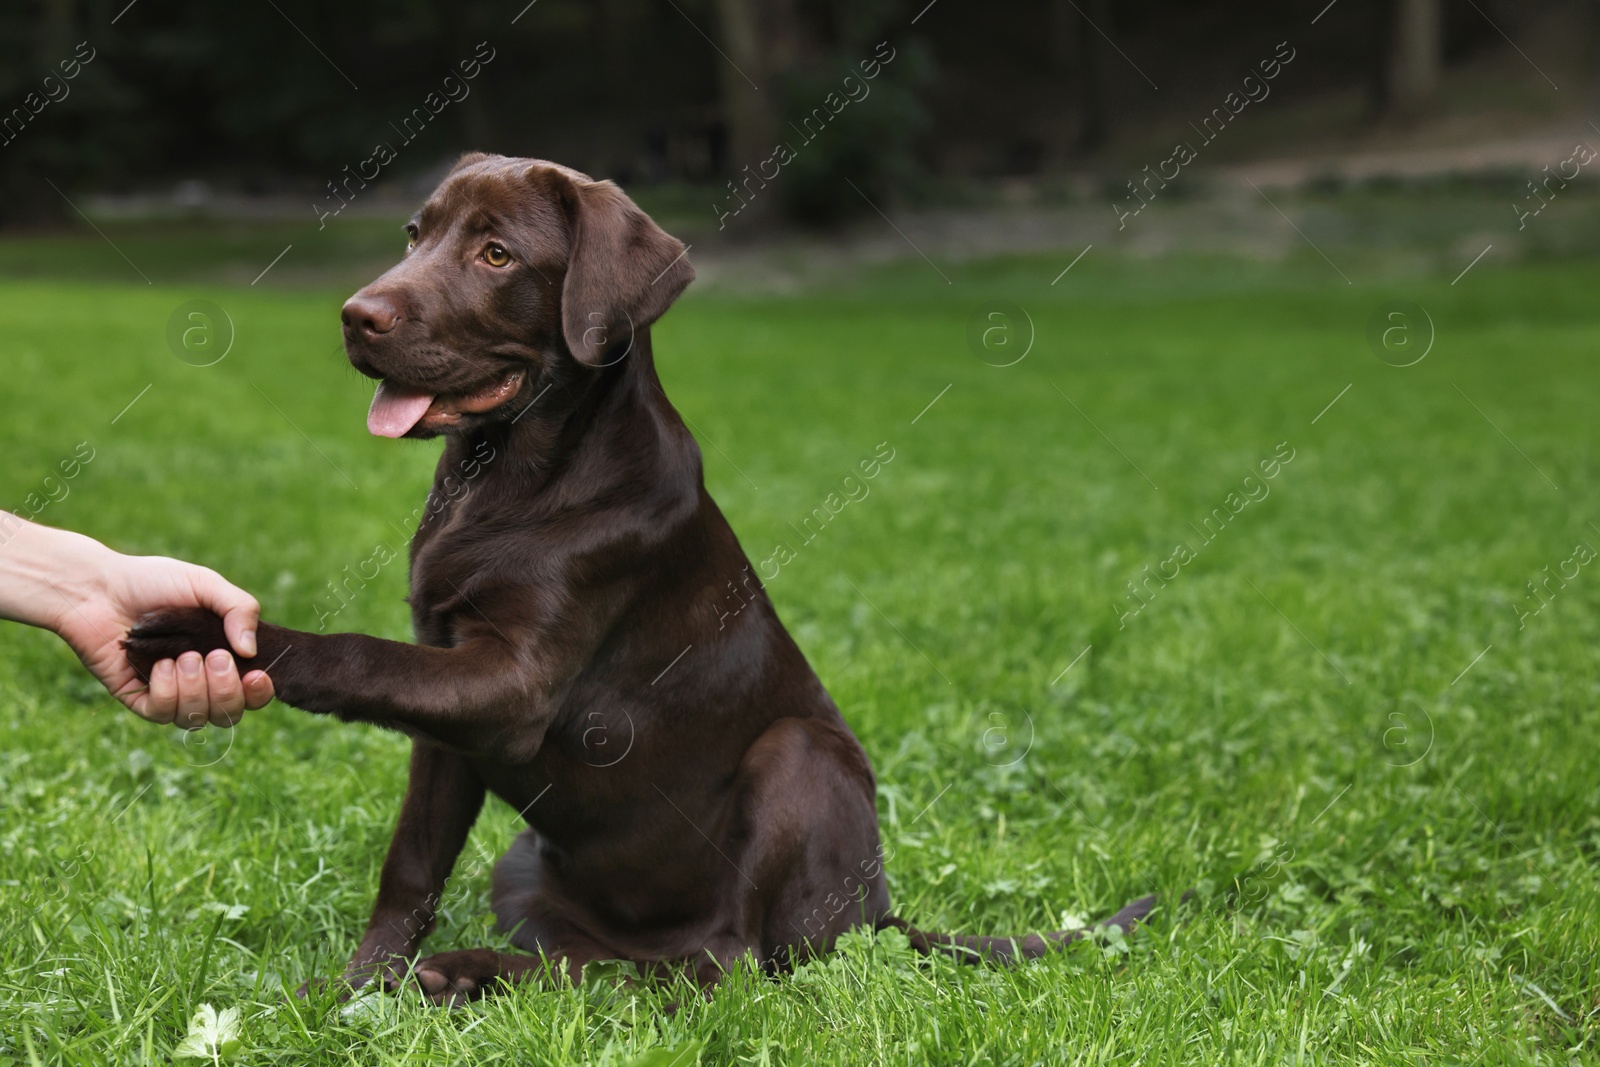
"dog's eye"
483,243,512,268
405,229,417,251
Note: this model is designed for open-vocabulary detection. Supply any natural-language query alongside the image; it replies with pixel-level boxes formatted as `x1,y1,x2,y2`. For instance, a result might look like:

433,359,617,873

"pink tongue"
367,381,436,438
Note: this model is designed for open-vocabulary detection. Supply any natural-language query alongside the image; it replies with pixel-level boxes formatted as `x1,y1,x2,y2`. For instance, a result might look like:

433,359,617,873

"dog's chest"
405,481,483,645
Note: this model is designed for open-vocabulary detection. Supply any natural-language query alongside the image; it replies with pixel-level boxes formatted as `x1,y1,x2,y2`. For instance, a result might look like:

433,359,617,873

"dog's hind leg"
735,717,891,968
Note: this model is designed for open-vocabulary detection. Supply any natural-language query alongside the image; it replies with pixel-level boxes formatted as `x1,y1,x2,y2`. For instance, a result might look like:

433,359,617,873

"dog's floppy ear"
553,173,694,365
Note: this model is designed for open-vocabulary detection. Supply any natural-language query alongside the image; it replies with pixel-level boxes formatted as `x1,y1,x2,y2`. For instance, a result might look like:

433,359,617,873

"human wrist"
0,520,116,633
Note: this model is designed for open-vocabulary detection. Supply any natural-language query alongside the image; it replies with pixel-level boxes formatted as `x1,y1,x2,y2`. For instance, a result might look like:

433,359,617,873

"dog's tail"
875,894,1158,965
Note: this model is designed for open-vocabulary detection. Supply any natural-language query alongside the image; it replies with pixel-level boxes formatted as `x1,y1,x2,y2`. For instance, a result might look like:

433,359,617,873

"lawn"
1,228,1598,1064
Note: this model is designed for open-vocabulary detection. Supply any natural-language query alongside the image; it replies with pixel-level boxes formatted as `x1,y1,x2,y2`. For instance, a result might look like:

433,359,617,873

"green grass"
2,230,1599,1065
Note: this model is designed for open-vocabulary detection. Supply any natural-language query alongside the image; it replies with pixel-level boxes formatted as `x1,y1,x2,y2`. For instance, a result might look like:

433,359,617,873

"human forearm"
0,516,117,632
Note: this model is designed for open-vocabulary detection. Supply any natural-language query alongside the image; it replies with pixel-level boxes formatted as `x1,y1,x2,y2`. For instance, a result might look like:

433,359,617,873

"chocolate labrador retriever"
125,154,1154,1003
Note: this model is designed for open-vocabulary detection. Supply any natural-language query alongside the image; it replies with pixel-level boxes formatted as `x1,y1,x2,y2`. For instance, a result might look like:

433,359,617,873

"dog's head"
343,153,695,439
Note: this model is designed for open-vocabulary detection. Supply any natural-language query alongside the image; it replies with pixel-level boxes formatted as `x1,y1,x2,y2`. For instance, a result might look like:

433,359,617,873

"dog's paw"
294,963,403,1004
122,606,233,678
293,950,414,1003
411,949,507,1007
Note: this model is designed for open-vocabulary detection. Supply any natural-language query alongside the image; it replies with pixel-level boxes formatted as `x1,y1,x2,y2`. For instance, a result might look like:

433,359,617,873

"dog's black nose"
341,293,399,340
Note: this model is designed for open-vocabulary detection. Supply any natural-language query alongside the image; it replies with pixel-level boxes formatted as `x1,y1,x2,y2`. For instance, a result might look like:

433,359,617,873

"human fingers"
174,651,209,730
242,669,275,711
184,565,260,659
205,649,247,727
140,659,180,725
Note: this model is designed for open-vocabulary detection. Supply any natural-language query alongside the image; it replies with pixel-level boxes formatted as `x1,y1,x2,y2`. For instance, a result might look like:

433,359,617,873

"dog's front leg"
339,740,486,993
124,608,558,757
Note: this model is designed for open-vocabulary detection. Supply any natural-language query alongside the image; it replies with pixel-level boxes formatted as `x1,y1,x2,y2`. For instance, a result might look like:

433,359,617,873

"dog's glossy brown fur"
125,154,1152,1003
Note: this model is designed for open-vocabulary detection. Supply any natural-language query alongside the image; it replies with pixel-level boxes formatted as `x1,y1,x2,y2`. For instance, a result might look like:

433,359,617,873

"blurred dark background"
1,0,1596,229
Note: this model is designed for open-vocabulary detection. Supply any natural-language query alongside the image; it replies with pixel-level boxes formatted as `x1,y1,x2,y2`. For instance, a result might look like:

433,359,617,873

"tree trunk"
712,0,775,173
1048,0,1081,166
1382,0,1442,117
1075,0,1112,152
711,0,806,224
1049,0,1075,69
38,0,75,64
446,0,495,154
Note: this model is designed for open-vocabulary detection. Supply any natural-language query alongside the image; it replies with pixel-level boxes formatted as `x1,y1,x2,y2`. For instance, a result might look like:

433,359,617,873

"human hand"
88,559,273,727
46,540,273,727
0,522,274,727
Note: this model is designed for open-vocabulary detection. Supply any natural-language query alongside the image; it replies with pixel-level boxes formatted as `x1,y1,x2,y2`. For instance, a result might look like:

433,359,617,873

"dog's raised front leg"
123,607,558,756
